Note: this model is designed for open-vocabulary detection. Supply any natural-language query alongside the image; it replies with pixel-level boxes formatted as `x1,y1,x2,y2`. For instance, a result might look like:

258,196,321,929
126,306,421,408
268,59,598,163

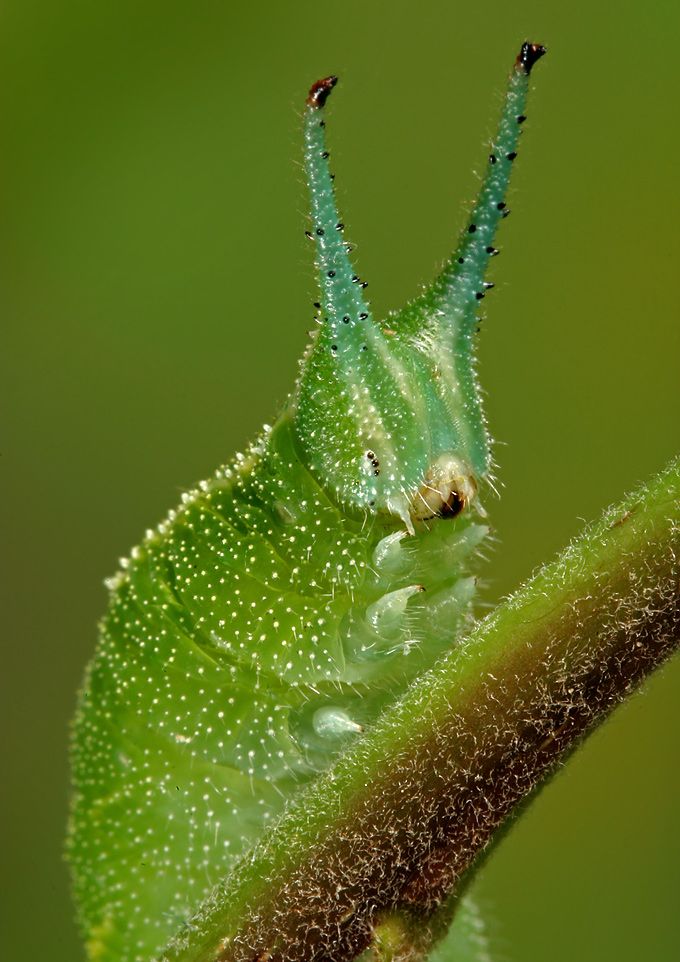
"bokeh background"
2,1,679,960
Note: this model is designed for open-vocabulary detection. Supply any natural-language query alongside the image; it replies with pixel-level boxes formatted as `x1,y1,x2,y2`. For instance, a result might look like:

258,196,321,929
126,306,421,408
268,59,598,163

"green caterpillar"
68,43,546,962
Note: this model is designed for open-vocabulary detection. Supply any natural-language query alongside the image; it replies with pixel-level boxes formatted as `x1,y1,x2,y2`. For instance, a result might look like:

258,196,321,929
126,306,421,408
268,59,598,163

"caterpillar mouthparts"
410,456,479,524
68,43,545,962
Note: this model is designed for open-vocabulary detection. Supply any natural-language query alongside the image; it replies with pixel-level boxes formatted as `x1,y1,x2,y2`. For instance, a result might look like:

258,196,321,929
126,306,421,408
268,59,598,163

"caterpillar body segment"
68,43,545,962
69,416,485,961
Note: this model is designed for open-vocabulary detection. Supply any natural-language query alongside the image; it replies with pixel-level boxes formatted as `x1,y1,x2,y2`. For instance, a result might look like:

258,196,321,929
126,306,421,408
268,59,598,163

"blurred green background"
2,1,679,959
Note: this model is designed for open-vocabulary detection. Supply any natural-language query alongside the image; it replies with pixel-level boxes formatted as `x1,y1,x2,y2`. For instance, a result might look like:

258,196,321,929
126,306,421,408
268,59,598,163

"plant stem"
161,458,680,962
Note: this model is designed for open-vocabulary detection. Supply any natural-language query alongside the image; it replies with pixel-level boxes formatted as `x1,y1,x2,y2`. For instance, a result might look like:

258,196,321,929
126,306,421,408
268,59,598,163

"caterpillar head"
292,53,544,530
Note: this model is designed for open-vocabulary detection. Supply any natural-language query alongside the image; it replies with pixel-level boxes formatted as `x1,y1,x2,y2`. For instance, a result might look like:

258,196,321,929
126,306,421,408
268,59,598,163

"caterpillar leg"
427,896,493,962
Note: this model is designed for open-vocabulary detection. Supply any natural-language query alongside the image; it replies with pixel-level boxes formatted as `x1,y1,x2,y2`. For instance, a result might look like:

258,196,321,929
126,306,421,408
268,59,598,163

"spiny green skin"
70,418,485,961
68,44,544,962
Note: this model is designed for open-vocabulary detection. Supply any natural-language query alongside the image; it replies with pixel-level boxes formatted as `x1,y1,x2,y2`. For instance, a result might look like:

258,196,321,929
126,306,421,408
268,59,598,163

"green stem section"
161,458,680,962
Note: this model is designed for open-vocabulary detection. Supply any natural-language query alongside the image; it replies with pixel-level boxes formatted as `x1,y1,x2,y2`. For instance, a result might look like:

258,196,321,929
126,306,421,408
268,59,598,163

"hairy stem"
161,458,680,962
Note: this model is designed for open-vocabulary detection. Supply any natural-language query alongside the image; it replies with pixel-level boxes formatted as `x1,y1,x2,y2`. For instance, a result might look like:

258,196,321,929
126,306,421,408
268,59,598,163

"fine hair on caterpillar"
68,43,546,962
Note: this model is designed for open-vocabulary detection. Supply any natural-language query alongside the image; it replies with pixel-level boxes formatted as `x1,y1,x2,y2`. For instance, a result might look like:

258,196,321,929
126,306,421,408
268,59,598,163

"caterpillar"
68,43,546,962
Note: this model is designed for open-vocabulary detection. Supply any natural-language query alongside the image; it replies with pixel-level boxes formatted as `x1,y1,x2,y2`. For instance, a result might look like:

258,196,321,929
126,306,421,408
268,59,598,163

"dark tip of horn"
516,43,547,74
307,75,339,108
